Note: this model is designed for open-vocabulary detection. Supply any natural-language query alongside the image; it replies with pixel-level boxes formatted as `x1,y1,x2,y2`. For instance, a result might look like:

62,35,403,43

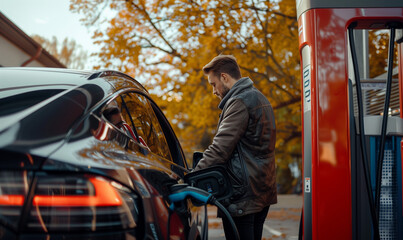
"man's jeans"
222,206,270,240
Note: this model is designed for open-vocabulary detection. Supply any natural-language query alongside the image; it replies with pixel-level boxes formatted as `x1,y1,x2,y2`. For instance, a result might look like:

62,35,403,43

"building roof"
0,11,66,68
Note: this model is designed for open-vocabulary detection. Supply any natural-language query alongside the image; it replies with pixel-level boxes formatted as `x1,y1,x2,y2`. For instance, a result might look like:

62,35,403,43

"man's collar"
218,77,253,110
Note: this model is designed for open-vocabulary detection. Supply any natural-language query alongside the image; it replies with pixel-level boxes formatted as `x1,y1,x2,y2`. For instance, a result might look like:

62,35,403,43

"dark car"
0,68,208,240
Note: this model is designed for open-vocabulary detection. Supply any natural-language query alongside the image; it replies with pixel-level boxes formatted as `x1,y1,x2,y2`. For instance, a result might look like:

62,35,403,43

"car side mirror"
185,165,233,202
192,151,203,169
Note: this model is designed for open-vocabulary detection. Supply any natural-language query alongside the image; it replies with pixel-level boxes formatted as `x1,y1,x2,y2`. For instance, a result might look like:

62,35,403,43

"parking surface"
208,194,302,240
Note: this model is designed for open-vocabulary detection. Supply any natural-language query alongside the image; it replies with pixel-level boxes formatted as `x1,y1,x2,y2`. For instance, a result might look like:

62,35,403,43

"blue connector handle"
168,186,213,210
168,184,240,240
169,191,212,203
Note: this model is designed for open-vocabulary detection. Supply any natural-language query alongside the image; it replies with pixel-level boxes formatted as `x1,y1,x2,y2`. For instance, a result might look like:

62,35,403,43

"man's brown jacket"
194,77,277,217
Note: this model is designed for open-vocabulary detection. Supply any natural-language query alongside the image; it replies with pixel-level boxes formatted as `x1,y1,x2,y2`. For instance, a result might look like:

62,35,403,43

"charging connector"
169,184,213,209
168,183,240,240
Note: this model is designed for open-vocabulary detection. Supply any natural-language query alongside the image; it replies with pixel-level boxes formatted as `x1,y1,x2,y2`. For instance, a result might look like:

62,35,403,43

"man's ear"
221,73,229,83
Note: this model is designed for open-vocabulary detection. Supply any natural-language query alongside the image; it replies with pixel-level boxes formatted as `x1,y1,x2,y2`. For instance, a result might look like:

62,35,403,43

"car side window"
102,97,137,140
122,92,173,162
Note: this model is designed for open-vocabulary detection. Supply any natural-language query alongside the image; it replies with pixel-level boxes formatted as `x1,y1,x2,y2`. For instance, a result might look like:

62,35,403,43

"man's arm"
194,99,249,171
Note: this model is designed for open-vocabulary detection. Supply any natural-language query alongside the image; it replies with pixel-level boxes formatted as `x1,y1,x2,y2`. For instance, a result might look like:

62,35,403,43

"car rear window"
0,89,63,116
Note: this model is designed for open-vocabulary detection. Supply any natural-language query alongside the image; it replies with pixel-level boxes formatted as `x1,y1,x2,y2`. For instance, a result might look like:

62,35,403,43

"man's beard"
220,85,230,99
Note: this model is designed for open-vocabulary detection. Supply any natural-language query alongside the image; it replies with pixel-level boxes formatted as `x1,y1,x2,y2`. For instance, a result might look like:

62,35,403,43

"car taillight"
0,171,140,233
0,171,30,229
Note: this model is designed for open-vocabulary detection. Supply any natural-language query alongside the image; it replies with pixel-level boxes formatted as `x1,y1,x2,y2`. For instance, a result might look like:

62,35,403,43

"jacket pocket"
227,151,249,201
227,169,247,202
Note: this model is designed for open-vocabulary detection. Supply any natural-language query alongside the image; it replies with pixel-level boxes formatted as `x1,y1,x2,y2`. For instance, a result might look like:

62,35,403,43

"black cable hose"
348,26,380,240
375,27,396,218
202,206,208,240
210,198,240,240
167,209,171,240
167,194,239,240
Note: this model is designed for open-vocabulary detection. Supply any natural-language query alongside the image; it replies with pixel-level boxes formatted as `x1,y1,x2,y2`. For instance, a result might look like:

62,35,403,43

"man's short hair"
202,55,242,80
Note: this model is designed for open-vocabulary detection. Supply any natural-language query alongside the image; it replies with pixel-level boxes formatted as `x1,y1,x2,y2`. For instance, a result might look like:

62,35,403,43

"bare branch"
137,35,173,55
239,65,295,98
273,96,300,110
125,0,184,61
229,5,297,20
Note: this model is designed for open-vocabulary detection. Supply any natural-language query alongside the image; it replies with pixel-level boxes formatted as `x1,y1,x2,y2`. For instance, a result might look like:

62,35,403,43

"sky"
0,0,98,69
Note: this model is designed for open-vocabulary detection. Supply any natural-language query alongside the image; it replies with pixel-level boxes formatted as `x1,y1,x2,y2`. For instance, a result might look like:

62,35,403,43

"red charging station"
297,1,403,239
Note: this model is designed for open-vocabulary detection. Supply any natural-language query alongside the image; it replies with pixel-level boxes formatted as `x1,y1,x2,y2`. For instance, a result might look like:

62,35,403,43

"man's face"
207,72,230,99
104,107,124,128
109,112,124,128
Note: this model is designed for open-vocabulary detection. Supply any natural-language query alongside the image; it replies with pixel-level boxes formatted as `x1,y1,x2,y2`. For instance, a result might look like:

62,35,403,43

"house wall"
0,36,44,67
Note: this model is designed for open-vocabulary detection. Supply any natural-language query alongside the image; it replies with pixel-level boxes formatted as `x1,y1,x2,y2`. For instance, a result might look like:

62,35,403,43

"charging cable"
168,184,240,240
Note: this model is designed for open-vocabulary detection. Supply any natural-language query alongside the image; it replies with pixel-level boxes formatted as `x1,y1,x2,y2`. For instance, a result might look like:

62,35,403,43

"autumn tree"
368,30,399,79
71,0,301,192
32,35,88,69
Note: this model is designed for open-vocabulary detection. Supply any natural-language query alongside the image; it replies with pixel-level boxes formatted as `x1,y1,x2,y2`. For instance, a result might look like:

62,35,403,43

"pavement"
207,194,302,240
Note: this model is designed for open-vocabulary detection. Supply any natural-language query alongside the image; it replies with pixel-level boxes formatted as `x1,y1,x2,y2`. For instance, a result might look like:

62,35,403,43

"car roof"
0,67,147,92
0,67,149,156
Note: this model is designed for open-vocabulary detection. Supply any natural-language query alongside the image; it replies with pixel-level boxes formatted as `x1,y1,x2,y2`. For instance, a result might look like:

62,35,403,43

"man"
194,55,277,240
102,102,149,149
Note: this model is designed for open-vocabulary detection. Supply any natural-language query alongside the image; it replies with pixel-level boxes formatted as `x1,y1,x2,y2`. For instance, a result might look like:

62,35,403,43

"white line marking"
264,224,283,236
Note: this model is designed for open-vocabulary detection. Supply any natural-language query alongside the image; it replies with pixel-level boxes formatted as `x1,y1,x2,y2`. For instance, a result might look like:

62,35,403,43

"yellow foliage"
70,0,301,170
32,35,88,69
368,30,399,78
